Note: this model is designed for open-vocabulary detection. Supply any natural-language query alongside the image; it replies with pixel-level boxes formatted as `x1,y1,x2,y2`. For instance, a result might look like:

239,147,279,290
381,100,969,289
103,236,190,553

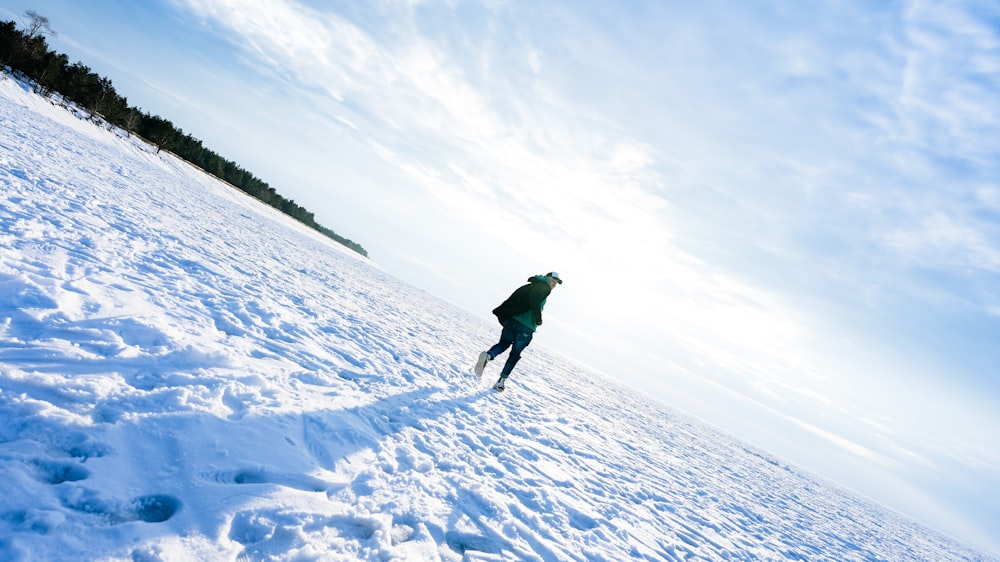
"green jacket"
492,275,552,332
512,298,546,331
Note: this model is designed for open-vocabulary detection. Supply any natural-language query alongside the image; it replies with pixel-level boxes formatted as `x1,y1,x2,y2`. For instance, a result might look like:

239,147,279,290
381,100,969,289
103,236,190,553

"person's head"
546,271,563,289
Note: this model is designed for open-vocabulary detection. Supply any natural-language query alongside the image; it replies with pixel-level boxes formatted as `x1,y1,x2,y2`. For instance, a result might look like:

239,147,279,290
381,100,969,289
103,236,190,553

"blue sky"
4,0,999,554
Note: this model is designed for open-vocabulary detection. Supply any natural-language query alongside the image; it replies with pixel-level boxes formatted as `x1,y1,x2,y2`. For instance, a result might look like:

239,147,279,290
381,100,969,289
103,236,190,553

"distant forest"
0,12,367,257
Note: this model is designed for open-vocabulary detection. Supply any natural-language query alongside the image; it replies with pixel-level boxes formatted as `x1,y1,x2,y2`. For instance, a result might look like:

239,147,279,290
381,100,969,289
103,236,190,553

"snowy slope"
0,74,992,562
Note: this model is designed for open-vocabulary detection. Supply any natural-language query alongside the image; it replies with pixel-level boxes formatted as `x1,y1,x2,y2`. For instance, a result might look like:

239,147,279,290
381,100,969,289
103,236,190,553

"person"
474,272,562,392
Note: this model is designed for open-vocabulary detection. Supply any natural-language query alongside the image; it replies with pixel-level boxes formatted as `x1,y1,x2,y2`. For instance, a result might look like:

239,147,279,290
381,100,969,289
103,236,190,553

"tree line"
1,12,367,257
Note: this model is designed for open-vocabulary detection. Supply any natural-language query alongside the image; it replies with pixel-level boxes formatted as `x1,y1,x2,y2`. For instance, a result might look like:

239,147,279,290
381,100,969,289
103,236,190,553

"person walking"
474,272,562,392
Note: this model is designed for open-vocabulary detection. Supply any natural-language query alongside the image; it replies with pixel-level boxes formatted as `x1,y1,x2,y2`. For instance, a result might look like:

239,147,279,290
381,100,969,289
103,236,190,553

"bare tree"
123,108,142,136
21,10,55,39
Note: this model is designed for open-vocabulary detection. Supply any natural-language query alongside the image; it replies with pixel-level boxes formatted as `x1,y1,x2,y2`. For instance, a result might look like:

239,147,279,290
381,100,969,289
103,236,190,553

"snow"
0,73,993,561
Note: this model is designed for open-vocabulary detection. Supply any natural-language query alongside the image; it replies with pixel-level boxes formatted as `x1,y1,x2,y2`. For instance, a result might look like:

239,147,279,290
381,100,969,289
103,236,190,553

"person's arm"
528,284,551,325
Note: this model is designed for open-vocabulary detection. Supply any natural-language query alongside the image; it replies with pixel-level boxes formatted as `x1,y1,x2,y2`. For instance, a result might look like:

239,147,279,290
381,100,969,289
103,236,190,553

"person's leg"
486,321,516,360
499,323,534,378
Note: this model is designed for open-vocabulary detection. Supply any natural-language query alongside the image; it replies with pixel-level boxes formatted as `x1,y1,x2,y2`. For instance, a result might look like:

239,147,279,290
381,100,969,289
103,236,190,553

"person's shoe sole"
474,352,489,377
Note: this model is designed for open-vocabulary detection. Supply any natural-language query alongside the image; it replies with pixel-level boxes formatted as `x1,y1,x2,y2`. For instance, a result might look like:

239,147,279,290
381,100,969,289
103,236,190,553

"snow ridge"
0,74,992,561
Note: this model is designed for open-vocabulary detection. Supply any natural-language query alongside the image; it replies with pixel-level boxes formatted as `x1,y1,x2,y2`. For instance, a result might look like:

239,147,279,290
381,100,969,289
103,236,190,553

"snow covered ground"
0,73,992,561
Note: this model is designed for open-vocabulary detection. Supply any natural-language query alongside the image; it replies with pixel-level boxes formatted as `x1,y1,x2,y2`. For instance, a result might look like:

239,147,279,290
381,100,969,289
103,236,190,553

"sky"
3,0,999,554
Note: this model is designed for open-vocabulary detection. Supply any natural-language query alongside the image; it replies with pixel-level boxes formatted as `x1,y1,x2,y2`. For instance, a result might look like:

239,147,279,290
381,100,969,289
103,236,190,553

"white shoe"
493,377,507,392
474,352,489,378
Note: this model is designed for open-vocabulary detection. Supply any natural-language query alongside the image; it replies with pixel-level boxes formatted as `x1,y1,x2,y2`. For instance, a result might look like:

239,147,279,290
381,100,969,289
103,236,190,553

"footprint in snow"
30,459,90,484
229,509,379,561
50,431,115,460
200,467,331,493
445,530,506,557
58,487,181,524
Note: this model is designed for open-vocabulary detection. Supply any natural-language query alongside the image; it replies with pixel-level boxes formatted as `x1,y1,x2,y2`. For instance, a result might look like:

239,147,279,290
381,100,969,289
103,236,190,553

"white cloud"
897,0,1000,162
880,212,1000,272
